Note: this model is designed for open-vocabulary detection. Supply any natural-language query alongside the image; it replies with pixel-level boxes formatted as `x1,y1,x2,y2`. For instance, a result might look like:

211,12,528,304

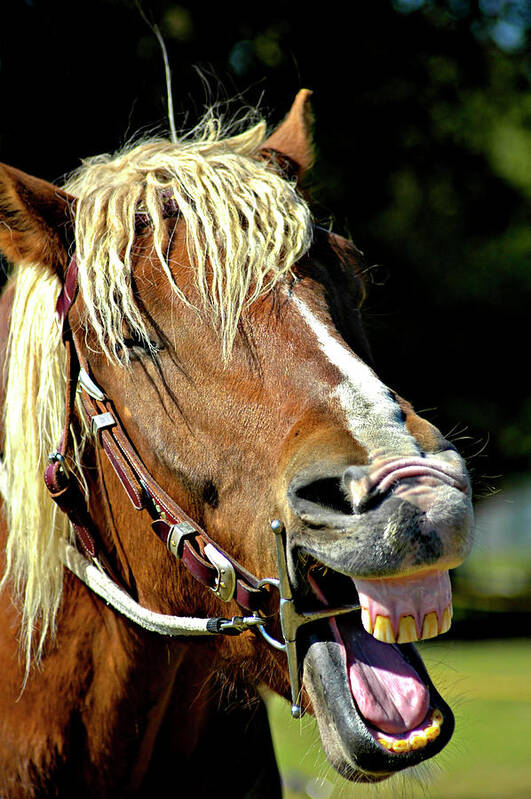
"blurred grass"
266,639,531,799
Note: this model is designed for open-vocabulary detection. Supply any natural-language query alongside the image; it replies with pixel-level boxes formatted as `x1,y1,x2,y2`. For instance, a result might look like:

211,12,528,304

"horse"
0,90,473,796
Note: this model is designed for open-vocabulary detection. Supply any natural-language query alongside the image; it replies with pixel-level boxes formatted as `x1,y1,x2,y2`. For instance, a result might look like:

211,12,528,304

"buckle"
203,543,236,602
167,521,196,559
206,614,266,636
91,411,115,435
78,368,106,401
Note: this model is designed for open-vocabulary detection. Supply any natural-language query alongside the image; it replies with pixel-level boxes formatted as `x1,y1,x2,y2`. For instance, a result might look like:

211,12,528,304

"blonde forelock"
66,118,313,361
0,111,313,673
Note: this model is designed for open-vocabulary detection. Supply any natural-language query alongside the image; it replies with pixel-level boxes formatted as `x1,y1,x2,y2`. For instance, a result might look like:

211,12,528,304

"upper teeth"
354,570,453,644
362,604,452,643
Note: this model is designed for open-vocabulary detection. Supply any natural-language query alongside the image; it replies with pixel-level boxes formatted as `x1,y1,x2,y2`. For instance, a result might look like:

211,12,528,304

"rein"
44,254,359,717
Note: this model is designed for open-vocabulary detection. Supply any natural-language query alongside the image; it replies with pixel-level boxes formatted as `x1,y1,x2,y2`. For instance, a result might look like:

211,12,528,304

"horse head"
0,91,473,789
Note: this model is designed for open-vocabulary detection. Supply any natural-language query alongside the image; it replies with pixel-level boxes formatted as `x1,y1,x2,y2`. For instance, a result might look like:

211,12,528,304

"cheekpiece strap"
44,255,275,619
56,255,79,338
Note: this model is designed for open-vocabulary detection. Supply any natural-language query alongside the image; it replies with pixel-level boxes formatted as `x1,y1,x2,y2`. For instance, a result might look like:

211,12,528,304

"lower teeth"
376,709,443,753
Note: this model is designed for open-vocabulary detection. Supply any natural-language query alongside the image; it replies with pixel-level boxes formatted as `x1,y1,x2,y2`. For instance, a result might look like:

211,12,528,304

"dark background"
2,9,529,787
1,0,530,490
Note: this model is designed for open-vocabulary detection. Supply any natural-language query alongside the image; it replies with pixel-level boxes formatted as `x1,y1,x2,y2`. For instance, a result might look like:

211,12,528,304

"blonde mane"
0,116,313,669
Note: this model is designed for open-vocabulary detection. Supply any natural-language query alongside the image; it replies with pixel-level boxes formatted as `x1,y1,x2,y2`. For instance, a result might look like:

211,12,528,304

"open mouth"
283,452,472,779
300,561,455,779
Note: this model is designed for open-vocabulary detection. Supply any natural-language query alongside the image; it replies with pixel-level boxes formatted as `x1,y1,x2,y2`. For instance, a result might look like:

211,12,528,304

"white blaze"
293,296,420,457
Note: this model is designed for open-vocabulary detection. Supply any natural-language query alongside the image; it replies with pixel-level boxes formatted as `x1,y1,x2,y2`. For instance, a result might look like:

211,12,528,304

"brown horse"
0,91,473,796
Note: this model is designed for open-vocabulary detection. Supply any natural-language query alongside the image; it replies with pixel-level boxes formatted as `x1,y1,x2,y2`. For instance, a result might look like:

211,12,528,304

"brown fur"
0,97,471,795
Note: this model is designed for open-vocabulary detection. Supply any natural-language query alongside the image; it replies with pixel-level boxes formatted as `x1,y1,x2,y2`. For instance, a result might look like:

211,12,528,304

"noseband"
45,255,359,717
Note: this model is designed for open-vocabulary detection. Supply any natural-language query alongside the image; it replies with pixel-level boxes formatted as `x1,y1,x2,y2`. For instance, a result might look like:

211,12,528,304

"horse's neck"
0,570,280,797
0,551,222,793
0,282,280,796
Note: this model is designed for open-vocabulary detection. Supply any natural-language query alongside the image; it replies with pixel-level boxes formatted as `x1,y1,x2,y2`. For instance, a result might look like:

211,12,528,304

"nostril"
293,477,353,516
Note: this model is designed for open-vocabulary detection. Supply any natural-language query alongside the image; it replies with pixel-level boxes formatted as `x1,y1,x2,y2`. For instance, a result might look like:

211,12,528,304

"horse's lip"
350,455,471,510
287,486,473,580
287,451,471,523
301,620,455,780
290,482,471,531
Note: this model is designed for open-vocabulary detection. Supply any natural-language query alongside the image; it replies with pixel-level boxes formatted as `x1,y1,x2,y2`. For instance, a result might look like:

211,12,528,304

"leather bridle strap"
44,256,101,558
45,256,275,622
77,386,270,613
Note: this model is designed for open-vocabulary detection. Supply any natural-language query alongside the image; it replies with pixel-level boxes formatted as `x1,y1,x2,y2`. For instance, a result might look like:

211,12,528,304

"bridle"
44,253,359,717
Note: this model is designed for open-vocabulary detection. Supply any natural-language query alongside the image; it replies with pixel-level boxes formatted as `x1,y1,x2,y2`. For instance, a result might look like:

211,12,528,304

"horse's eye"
120,331,161,359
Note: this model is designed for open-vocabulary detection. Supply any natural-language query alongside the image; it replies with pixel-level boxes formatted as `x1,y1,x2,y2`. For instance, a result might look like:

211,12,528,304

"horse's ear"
260,89,315,179
0,163,75,277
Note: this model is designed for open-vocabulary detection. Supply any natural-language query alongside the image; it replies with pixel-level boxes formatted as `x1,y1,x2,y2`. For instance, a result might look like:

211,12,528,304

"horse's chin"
302,618,454,782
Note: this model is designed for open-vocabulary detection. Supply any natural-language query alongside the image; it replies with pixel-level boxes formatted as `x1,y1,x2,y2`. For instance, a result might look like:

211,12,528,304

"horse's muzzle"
286,449,473,579
281,449,473,780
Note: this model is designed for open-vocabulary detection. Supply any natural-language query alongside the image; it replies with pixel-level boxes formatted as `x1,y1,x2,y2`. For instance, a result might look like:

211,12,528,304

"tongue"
335,617,429,734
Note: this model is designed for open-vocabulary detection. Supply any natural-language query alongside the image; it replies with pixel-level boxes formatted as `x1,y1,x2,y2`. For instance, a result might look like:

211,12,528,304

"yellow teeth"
362,605,453,643
376,733,393,748
373,615,395,643
439,605,452,634
361,607,372,634
390,738,410,753
421,612,439,640
397,615,418,643
377,710,443,754
431,708,443,726
425,725,440,742
409,732,428,750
